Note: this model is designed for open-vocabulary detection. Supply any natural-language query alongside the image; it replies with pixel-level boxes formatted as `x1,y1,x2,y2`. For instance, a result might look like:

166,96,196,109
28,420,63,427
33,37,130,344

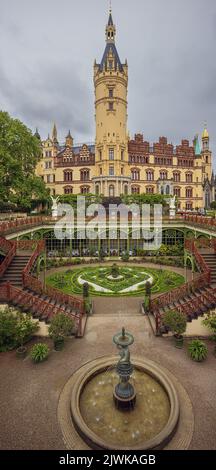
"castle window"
124,185,128,195
206,156,209,164
80,186,90,194
174,187,181,198
160,171,167,180
131,169,140,181
95,185,100,195
109,89,113,98
64,186,73,194
186,188,193,198
109,60,113,69
131,186,140,194
100,167,102,175
99,150,102,161
80,169,90,182
121,167,124,176
109,102,114,111
186,173,193,183
173,172,180,182
146,187,154,194
146,170,154,181
64,171,73,182
109,148,114,160
109,166,114,176
109,185,115,197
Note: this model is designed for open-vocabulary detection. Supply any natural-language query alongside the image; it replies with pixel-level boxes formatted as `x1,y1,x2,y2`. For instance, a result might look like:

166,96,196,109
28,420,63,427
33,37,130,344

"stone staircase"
0,253,31,287
201,252,216,284
10,287,80,328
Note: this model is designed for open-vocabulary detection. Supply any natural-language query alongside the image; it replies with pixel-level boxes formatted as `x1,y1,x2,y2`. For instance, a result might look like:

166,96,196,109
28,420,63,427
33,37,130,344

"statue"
169,195,176,219
51,196,60,218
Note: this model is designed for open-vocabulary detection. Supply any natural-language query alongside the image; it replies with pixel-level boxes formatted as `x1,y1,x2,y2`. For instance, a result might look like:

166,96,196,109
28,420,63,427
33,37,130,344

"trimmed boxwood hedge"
46,265,185,297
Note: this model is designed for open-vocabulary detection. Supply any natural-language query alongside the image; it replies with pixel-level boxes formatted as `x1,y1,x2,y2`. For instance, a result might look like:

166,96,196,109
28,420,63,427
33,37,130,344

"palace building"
35,9,215,210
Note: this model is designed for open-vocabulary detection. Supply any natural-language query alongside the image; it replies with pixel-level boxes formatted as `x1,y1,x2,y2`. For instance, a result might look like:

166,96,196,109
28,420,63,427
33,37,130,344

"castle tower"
93,9,131,197
202,125,212,181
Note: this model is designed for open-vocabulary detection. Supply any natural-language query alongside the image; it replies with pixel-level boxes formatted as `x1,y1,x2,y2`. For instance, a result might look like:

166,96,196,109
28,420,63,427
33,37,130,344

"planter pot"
174,335,184,349
54,338,64,351
16,346,27,358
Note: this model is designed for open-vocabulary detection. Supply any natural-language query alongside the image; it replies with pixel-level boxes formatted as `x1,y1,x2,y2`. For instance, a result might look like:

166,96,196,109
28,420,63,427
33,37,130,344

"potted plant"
30,343,49,363
163,310,187,348
15,314,39,358
188,339,208,362
48,313,74,351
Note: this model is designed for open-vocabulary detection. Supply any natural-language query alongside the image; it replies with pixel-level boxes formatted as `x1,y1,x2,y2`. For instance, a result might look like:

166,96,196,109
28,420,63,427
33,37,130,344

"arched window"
64,186,73,194
174,187,181,198
95,185,100,195
166,185,170,195
80,169,90,181
186,173,193,183
124,185,128,195
80,186,90,194
146,170,154,181
146,186,154,194
131,186,140,194
131,169,140,181
160,171,167,180
64,170,73,182
173,172,180,182
186,187,193,198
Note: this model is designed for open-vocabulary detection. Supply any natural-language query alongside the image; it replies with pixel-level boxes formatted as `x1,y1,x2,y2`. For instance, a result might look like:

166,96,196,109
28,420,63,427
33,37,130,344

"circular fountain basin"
71,356,180,450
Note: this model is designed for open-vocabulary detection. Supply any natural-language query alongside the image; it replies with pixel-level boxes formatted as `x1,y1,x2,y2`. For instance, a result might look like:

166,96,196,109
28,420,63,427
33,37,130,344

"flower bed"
46,266,185,297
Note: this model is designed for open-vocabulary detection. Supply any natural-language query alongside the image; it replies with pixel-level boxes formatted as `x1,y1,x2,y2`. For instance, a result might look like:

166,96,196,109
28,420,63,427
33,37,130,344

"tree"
0,111,49,209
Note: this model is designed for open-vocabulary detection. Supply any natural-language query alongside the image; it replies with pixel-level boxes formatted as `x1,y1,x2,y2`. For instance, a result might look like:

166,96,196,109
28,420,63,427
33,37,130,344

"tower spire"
106,5,116,43
52,123,58,143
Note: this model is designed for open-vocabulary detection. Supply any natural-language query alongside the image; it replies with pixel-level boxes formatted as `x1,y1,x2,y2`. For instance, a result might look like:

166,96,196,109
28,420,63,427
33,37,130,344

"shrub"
203,313,216,340
15,313,39,349
83,282,89,299
111,263,119,278
145,281,151,297
0,308,38,352
30,343,49,363
188,339,208,362
48,313,74,342
121,251,130,262
0,307,18,352
163,310,187,338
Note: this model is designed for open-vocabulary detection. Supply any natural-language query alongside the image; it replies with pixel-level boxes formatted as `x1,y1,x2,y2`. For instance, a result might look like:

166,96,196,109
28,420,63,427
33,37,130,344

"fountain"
113,327,136,409
70,328,180,450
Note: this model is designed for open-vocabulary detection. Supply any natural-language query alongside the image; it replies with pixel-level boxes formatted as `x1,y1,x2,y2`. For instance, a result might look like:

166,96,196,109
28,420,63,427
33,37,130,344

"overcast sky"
0,0,216,166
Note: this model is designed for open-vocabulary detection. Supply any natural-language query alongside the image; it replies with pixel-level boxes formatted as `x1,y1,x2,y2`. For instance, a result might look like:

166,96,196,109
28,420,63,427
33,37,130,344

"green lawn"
46,265,185,297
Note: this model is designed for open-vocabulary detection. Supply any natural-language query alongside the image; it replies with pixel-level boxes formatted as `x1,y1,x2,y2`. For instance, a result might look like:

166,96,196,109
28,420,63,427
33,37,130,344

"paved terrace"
0,313,215,450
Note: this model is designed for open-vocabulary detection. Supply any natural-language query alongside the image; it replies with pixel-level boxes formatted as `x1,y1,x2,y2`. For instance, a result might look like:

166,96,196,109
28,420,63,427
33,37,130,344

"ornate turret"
202,123,209,151
34,128,41,141
52,123,58,144
65,130,73,148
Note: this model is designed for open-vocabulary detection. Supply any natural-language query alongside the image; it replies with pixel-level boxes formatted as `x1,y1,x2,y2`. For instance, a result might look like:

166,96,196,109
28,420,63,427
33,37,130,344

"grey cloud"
0,0,215,164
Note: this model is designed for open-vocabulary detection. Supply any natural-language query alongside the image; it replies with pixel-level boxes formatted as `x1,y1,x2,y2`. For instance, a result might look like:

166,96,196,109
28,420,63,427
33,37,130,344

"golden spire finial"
202,121,209,139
